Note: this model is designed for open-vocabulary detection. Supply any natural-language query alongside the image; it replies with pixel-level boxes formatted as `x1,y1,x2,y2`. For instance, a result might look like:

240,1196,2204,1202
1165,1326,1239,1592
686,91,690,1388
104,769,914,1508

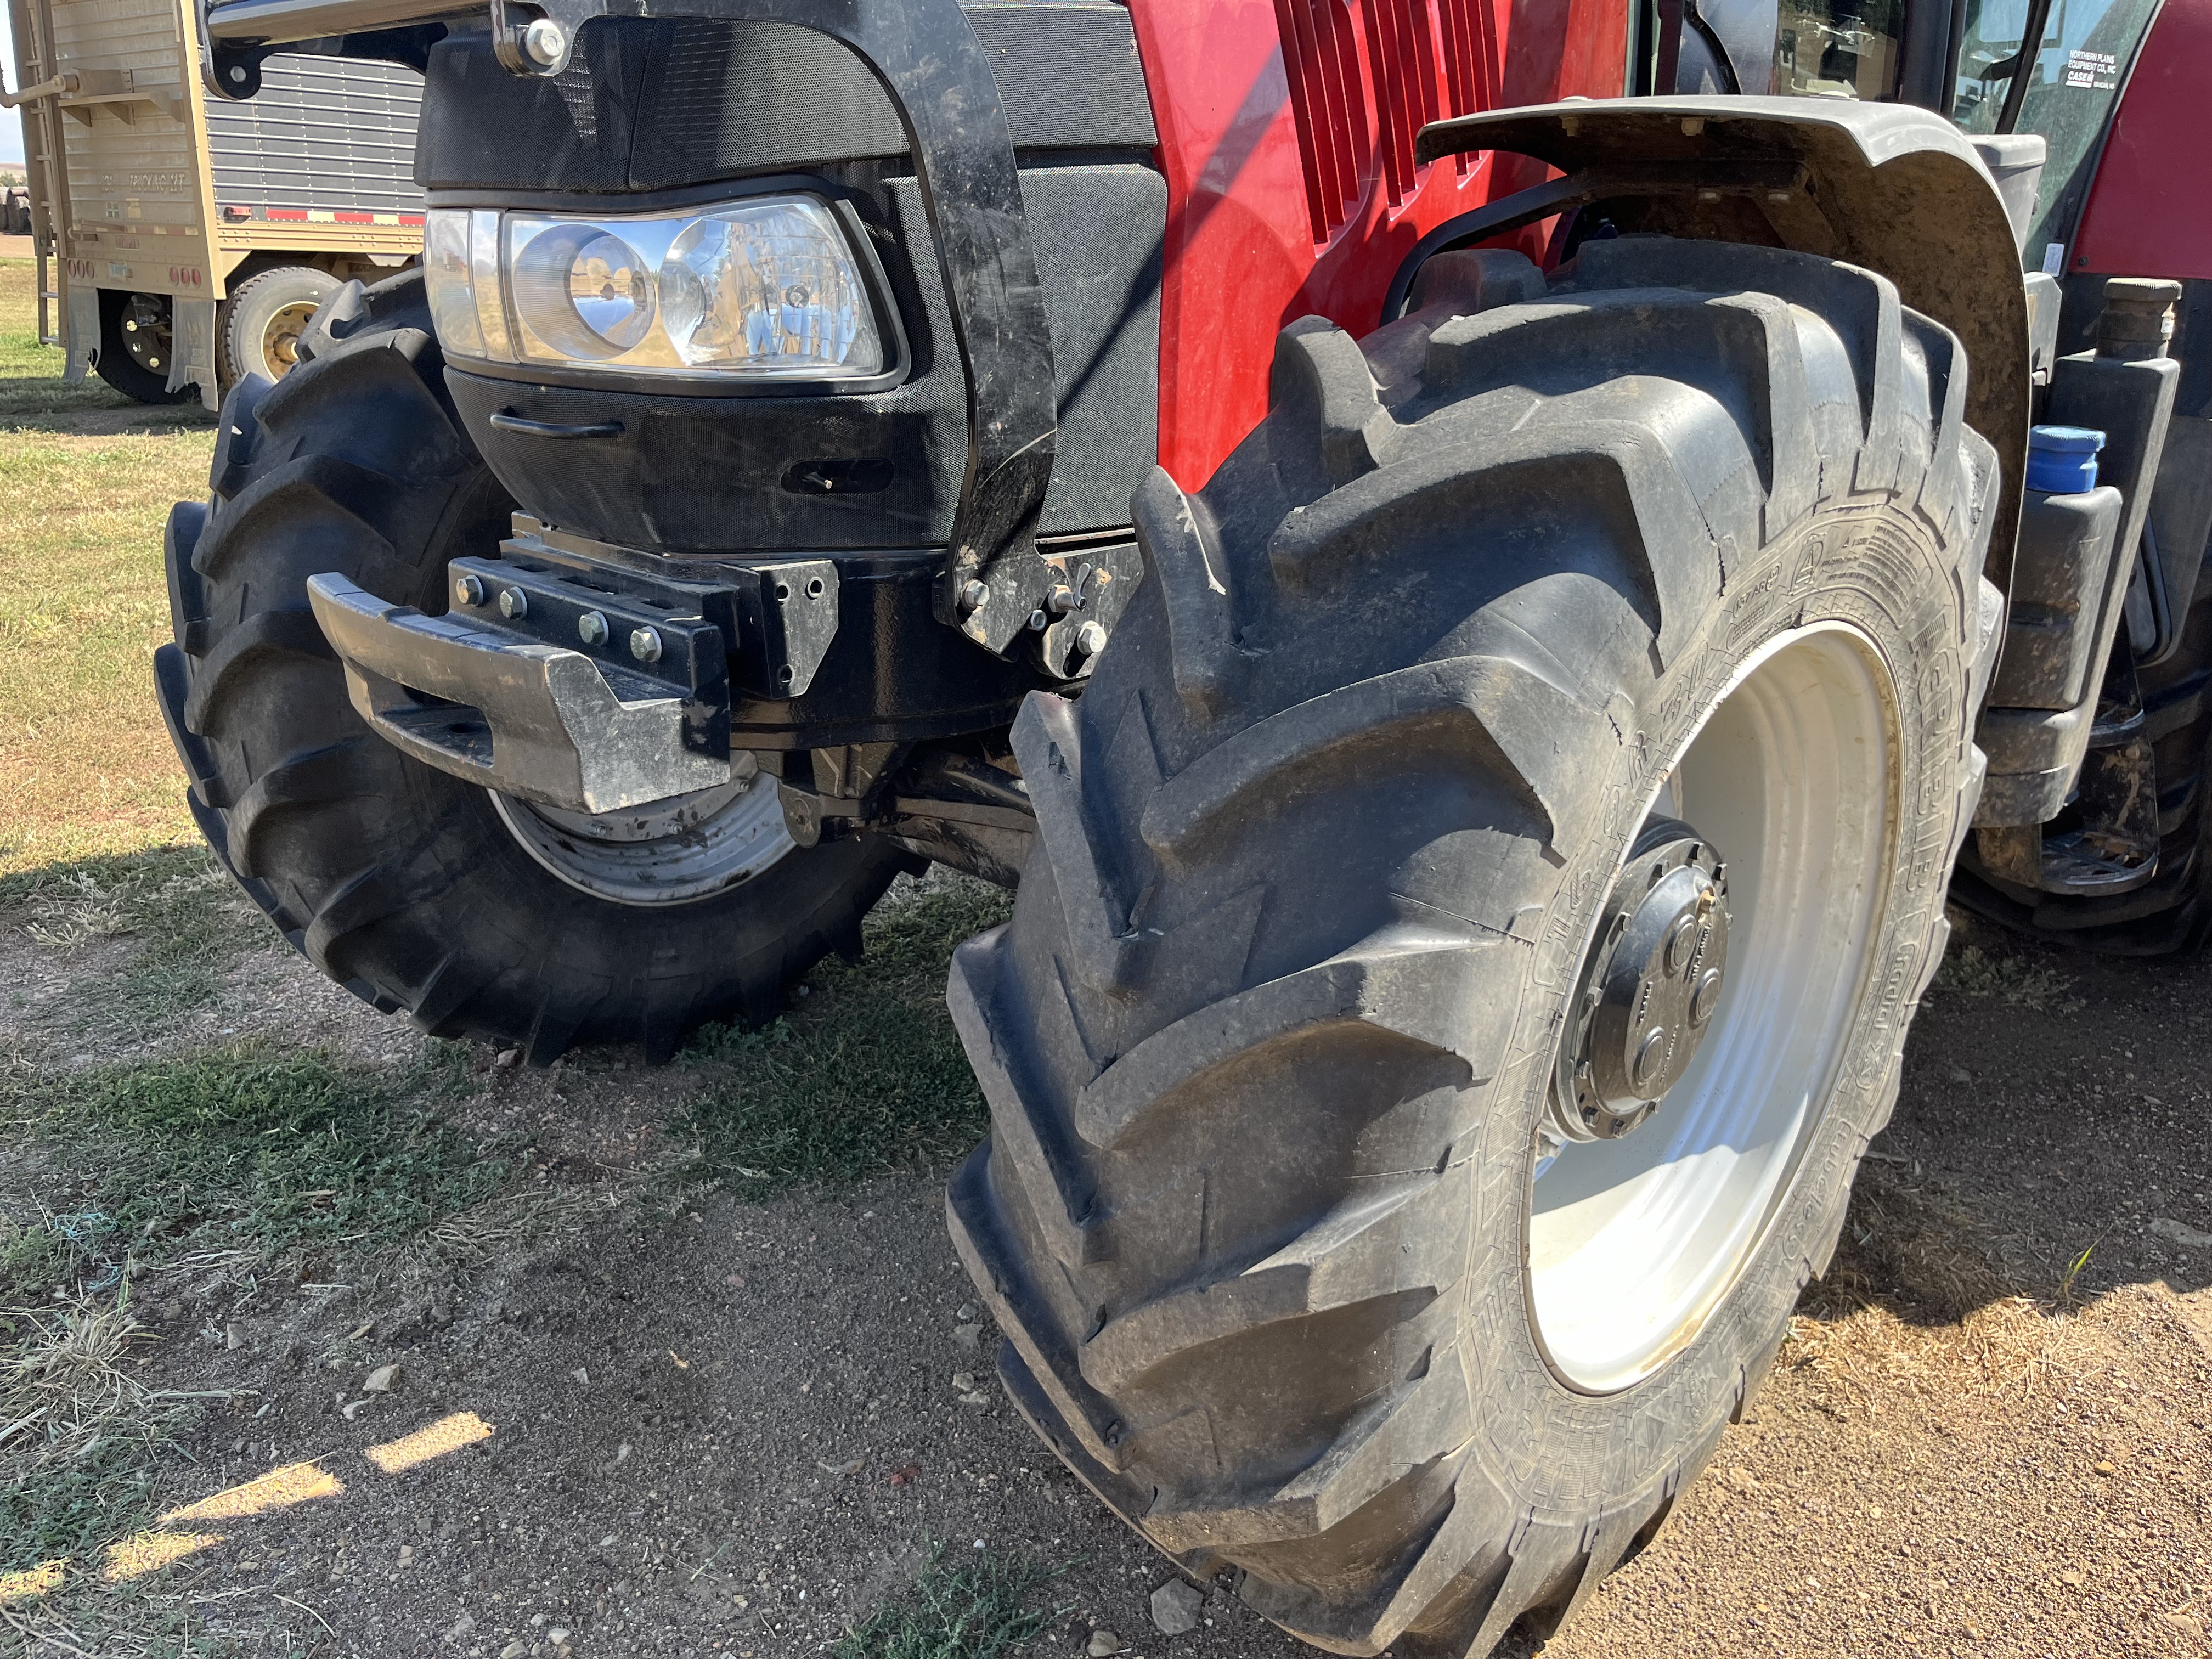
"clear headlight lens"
421,198,885,381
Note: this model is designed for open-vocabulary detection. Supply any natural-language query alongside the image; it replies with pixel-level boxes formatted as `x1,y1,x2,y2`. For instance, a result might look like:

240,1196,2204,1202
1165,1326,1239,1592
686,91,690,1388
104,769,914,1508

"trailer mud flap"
305,573,736,814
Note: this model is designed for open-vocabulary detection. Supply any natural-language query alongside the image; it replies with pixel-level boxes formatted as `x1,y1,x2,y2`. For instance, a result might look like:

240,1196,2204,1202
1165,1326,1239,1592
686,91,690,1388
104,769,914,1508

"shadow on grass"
0,1042,503,1304
1,845,275,1035
674,878,1014,1199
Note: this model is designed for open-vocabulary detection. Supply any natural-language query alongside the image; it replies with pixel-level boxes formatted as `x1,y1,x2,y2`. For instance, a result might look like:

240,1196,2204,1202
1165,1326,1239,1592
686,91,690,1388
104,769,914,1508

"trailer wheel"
949,238,2002,1655
155,270,912,1063
219,264,341,386
94,290,196,405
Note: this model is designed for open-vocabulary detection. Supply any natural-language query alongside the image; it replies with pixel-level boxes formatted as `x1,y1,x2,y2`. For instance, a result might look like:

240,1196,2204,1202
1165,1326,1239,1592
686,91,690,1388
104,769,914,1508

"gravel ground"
3,897,2208,1659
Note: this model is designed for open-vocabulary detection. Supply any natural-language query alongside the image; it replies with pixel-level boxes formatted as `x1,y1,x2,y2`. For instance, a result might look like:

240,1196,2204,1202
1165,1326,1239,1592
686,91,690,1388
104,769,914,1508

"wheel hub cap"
1551,818,1730,1142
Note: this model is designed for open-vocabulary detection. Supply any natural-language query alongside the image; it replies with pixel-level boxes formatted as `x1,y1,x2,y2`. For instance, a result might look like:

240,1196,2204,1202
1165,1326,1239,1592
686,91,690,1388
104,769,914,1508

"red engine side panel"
2073,0,2212,280
1130,0,1629,490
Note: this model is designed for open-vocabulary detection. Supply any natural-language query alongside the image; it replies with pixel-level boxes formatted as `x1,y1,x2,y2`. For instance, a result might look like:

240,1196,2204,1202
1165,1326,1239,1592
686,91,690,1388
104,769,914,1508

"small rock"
2093,1460,2117,1476
725,1273,747,1288
817,1458,865,1477
572,1367,590,1386
398,1545,414,1565
2150,1217,2212,1249
1150,1578,1204,1637
1945,1064,1972,1084
599,1534,618,1549
499,1642,527,1659
953,1323,984,1350
613,1442,631,1466
2059,1570,2084,1587
1724,1465,1758,1494
951,1371,977,1392
340,1398,370,1421
958,1391,991,1407
1087,1629,1123,1657
225,1324,245,1351
956,1304,978,1321
363,1364,400,1393
531,1614,546,1627
547,1629,570,1647
444,1612,477,1641
496,1049,521,1068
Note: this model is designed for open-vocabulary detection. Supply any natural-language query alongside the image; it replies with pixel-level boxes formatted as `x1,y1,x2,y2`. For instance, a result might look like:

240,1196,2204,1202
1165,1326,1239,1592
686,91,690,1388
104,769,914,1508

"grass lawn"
0,259,215,875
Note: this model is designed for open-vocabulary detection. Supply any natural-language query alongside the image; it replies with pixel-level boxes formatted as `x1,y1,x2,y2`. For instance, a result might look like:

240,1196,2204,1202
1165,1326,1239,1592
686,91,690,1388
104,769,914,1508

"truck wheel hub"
1551,819,1730,1142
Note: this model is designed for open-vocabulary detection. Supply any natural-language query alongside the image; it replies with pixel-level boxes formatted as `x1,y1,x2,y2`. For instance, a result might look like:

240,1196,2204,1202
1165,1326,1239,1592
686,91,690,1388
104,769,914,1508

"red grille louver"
1274,0,1503,241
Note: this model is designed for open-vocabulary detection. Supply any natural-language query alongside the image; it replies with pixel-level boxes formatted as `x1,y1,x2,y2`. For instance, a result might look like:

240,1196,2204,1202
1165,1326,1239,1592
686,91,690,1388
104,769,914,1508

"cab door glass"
1951,0,2162,258
1773,0,1908,98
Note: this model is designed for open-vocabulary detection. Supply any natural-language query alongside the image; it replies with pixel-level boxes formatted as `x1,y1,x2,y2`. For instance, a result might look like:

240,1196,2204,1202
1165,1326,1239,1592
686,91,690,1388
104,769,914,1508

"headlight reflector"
422,198,885,382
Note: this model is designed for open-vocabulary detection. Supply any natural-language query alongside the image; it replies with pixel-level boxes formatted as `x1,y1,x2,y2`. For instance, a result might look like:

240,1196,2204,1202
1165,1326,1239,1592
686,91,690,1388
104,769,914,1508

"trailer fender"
1415,96,2032,590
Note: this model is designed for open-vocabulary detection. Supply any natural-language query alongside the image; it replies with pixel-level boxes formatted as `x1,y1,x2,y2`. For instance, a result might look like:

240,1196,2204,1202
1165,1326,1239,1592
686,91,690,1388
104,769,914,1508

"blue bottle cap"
2029,424,2106,454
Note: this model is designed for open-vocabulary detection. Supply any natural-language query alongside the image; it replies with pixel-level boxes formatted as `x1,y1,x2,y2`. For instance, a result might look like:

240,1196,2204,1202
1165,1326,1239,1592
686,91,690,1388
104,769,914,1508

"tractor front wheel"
949,238,2001,1654
155,270,911,1062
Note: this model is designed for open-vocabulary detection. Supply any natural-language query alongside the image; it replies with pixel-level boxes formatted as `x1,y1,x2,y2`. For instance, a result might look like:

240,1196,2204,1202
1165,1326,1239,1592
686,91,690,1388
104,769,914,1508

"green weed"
836,1545,1064,1659
1928,943,2074,1009
676,879,1012,1198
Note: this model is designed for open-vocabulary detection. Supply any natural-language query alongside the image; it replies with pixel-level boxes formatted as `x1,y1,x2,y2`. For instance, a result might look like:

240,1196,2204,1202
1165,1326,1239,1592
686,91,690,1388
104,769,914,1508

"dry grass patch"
0,260,214,875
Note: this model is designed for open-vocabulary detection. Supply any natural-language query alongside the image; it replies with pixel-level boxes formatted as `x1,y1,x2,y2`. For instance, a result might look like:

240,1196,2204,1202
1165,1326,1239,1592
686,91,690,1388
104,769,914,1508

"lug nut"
629,625,663,663
959,579,989,612
1690,968,1724,1026
497,586,528,619
454,573,484,607
1664,914,1698,974
1075,621,1108,657
522,16,566,64
577,610,609,646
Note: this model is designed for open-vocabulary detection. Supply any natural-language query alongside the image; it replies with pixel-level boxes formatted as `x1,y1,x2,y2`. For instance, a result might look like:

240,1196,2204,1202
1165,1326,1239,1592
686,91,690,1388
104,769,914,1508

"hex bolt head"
629,625,663,663
522,16,567,64
1075,620,1108,656
454,573,484,607
577,610,610,646
496,586,528,620
959,579,989,612
1028,609,1048,631
1047,584,1079,615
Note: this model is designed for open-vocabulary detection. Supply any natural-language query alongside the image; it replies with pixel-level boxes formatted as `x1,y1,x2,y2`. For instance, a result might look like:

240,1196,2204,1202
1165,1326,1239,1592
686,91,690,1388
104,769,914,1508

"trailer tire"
94,290,196,405
949,239,2002,1655
219,264,341,387
155,270,912,1063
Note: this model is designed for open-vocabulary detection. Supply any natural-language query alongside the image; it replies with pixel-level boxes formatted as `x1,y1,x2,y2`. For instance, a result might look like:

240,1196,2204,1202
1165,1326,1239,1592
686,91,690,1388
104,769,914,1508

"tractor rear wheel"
949,238,2001,1654
155,269,911,1062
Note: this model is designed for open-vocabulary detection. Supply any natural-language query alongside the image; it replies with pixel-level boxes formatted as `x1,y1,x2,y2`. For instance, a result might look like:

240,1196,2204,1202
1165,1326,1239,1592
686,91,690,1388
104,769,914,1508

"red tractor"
155,0,2203,1646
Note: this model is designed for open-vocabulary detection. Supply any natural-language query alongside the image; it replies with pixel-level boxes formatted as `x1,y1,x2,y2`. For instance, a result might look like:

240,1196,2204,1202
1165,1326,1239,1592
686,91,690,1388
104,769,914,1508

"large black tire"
1950,522,2212,952
155,270,911,1062
949,238,2002,1654
94,289,196,405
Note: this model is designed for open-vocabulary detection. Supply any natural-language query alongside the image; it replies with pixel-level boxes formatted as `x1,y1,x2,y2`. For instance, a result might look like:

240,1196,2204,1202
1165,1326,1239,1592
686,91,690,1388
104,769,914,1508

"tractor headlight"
420,198,887,382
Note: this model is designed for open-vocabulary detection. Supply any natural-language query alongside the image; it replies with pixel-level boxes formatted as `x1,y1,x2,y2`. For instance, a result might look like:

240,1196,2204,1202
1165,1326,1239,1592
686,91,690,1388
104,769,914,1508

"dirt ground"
1,872,2206,1659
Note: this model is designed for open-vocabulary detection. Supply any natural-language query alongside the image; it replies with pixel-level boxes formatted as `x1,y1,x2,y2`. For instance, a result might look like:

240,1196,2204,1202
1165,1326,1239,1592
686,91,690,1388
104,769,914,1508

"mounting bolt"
1075,621,1108,657
522,16,567,65
959,579,989,612
1028,609,1048,631
454,573,484,607
629,625,663,663
496,586,528,620
577,610,610,646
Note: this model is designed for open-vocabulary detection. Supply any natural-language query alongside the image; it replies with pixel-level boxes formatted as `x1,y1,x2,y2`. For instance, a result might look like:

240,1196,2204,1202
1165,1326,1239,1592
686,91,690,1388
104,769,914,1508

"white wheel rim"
1527,622,1899,1393
488,768,798,906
